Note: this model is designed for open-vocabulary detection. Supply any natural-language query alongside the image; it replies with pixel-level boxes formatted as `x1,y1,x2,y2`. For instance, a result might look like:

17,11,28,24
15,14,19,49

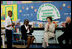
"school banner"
17,1,71,22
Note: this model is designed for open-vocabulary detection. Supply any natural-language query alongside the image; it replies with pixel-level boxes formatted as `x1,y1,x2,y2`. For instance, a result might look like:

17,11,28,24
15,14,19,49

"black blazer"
21,25,33,40
62,22,72,38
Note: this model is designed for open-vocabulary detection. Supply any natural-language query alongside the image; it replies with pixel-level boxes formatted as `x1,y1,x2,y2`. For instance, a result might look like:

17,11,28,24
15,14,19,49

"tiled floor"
1,45,26,48
2,44,61,48
1,44,72,48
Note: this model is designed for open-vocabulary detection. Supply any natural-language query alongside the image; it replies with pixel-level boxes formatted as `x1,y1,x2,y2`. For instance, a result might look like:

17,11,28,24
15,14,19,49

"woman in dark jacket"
21,19,35,48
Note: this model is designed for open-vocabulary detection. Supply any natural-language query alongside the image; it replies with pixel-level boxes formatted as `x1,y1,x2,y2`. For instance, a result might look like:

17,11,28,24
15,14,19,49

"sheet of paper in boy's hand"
15,19,20,24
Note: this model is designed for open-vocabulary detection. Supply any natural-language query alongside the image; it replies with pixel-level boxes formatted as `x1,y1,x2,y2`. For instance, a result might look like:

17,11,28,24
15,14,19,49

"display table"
32,27,64,30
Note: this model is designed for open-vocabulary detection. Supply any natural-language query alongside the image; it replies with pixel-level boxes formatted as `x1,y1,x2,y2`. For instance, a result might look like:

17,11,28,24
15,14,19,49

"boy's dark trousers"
6,29,12,48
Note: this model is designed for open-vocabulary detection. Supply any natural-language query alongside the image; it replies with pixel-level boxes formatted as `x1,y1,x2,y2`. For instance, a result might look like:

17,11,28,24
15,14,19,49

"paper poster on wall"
37,3,60,21
1,4,17,22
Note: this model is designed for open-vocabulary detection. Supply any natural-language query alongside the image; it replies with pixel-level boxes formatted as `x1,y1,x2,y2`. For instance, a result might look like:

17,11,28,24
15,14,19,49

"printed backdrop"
1,1,71,22
17,1,71,22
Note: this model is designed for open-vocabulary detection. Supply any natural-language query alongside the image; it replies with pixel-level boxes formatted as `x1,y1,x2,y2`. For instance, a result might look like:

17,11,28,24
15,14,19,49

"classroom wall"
1,1,71,22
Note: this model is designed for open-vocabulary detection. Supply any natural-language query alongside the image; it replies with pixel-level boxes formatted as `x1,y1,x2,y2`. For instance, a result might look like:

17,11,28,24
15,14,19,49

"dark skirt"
21,33,34,40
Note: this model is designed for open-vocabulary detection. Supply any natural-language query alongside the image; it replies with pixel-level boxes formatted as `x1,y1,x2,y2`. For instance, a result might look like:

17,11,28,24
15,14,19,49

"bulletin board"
17,1,71,22
1,4,17,22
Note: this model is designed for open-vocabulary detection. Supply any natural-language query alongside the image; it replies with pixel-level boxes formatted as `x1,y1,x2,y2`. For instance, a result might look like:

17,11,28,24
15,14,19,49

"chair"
49,30,57,44
12,27,26,48
19,33,26,48
42,30,57,44
18,27,26,48
21,35,36,48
